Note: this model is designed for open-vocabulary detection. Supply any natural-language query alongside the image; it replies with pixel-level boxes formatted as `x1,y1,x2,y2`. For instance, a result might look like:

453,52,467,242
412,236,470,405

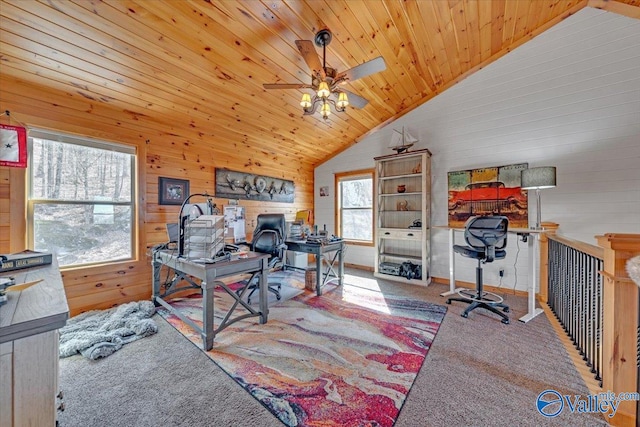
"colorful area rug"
157,271,447,427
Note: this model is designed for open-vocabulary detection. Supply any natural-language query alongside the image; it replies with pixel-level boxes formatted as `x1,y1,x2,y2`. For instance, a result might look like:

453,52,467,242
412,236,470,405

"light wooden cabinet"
374,149,431,285
0,258,68,426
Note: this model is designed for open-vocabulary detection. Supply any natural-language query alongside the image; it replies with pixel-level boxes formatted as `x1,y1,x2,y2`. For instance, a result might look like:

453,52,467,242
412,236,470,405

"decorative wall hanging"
158,177,190,205
215,168,294,203
0,123,27,168
448,163,528,228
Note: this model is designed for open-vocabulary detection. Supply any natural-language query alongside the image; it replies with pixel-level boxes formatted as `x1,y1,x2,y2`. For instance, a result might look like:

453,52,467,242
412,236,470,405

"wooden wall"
0,168,25,254
0,83,313,316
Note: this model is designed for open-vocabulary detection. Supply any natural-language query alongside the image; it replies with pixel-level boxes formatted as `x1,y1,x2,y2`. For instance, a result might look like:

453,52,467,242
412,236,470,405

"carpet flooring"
157,271,447,427
57,268,608,427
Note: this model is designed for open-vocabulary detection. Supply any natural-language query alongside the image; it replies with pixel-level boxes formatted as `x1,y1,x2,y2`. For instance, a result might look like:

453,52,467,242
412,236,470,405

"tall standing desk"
152,250,269,350
435,225,545,323
284,239,345,296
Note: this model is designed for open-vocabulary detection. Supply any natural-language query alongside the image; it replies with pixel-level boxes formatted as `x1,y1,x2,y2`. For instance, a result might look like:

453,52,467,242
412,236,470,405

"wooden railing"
540,230,640,427
546,233,604,385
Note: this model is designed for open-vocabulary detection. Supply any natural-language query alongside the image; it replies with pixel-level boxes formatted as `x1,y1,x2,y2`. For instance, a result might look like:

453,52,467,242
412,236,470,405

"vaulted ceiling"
1,0,639,167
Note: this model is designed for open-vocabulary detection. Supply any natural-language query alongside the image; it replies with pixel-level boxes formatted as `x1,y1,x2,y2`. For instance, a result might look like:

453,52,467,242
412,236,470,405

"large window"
28,130,136,267
335,170,374,245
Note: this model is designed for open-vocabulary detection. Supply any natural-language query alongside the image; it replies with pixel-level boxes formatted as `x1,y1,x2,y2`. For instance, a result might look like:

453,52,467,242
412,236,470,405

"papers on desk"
306,234,327,244
304,233,343,244
288,222,304,240
191,253,232,264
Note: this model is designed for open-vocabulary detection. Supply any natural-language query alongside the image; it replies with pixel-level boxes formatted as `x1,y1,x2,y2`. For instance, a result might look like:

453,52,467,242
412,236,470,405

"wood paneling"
2,0,638,168
0,169,9,253
0,166,25,254
0,86,314,315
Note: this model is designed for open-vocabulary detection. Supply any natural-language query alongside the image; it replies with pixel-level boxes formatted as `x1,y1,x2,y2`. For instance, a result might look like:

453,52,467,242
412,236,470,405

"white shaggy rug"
627,255,640,288
59,300,157,360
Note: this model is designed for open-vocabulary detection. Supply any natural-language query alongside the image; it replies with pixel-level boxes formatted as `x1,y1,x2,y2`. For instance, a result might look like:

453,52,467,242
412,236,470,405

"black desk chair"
240,213,287,304
446,215,510,324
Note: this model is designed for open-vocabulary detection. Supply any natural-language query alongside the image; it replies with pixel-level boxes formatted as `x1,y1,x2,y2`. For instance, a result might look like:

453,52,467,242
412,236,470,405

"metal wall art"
215,168,294,203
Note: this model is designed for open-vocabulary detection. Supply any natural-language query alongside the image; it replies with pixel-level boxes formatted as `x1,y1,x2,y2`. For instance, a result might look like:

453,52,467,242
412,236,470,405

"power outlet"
499,268,505,278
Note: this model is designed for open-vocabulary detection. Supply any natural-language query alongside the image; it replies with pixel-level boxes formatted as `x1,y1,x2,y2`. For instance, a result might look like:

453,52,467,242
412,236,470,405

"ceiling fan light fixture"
320,101,331,119
263,29,386,122
317,81,330,99
336,92,349,110
300,93,312,109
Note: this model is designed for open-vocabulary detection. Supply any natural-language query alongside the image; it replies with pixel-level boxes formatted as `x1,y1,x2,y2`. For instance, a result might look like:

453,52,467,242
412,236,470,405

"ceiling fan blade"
295,40,326,79
340,90,369,109
337,57,386,82
263,83,311,89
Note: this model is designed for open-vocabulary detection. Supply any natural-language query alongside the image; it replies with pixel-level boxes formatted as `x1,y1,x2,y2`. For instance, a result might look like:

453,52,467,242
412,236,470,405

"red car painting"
448,181,527,218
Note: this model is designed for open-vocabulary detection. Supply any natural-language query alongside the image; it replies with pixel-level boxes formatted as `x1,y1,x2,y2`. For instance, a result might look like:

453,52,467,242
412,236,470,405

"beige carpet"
58,268,607,426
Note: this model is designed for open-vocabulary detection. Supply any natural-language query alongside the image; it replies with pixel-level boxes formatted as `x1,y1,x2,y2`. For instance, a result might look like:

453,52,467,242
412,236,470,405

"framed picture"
447,162,528,228
158,177,189,205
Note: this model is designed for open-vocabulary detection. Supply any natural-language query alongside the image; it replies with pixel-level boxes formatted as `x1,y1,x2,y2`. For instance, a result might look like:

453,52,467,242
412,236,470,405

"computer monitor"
166,223,179,243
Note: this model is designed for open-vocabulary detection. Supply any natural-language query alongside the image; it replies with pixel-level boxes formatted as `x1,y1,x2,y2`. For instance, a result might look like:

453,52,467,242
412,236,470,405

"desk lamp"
521,166,556,230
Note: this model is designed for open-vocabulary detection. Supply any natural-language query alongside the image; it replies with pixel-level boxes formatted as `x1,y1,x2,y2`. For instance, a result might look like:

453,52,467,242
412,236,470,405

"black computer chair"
446,215,510,324
240,213,287,304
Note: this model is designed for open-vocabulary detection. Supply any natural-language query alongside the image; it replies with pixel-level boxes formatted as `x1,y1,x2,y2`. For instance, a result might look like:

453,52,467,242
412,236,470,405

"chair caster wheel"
446,299,452,305
461,313,468,318
501,318,510,324
503,307,510,313
276,295,281,300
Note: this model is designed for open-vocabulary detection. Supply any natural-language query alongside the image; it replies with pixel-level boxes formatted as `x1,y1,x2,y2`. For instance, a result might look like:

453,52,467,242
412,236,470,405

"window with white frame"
28,130,136,267
335,170,374,244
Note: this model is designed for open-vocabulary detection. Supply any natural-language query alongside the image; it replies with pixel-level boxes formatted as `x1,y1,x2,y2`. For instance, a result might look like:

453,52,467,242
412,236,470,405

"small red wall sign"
0,124,28,168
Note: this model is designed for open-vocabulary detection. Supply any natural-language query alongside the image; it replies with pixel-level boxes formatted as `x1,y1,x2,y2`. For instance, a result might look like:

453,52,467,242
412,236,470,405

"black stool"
446,216,510,324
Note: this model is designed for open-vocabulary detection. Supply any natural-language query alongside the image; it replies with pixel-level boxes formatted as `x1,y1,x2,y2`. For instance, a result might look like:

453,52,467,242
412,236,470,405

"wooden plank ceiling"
1,0,639,167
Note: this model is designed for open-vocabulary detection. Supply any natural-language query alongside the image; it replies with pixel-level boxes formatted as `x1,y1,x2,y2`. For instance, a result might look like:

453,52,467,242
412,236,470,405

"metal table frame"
284,240,345,296
152,250,269,350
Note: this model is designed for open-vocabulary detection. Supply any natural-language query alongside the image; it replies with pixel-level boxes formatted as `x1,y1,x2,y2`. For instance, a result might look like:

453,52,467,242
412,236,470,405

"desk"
435,226,545,323
285,240,345,296
152,250,269,350
0,258,68,426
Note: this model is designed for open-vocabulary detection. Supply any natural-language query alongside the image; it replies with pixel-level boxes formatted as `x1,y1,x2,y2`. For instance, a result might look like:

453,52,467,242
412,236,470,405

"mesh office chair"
240,213,287,304
446,215,510,324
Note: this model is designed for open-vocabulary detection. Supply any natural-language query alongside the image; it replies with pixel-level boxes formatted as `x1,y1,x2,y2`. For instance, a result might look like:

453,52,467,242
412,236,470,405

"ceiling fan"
263,29,386,120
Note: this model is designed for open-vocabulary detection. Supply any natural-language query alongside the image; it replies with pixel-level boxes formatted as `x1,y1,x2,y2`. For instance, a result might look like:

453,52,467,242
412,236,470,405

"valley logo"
536,390,565,417
536,389,639,418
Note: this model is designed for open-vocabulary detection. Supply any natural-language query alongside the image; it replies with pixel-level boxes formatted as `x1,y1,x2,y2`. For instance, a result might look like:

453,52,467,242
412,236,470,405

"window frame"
26,129,137,268
334,169,374,247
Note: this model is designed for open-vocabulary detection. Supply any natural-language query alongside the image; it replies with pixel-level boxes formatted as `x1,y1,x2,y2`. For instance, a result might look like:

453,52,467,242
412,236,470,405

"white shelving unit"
374,149,432,285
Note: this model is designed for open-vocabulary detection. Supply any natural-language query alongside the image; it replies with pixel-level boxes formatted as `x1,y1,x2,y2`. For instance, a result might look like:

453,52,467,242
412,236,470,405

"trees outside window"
28,130,135,267
335,170,373,244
